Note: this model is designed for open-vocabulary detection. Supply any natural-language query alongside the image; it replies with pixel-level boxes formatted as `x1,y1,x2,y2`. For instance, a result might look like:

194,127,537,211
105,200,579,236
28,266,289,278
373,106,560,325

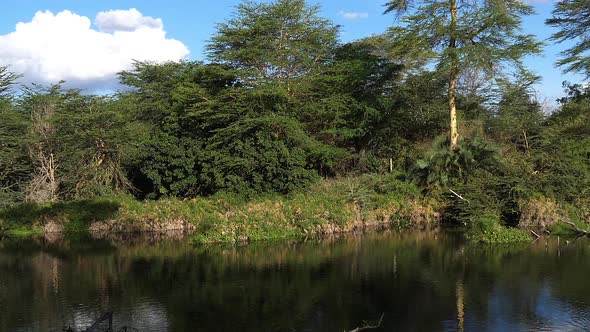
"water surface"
1,232,589,331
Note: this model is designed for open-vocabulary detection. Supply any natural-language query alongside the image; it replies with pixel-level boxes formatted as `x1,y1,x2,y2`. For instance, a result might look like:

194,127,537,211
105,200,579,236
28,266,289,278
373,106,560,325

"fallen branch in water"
84,311,112,332
559,219,589,236
347,313,384,332
530,229,540,239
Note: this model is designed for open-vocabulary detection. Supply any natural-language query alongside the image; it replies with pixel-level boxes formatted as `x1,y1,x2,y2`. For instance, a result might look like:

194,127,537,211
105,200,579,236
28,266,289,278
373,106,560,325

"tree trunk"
448,0,459,151
27,103,59,202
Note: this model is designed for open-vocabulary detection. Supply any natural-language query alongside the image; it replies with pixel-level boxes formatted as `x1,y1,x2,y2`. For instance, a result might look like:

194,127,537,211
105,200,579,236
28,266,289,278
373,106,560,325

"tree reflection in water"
0,232,589,331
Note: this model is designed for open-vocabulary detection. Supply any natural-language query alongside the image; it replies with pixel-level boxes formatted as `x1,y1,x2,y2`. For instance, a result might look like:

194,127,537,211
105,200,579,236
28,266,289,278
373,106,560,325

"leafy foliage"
413,135,500,187
207,0,339,94
466,210,530,244
385,0,542,78
0,101,31,206
547,0,590,76
53,94,144,198
0,0,588,243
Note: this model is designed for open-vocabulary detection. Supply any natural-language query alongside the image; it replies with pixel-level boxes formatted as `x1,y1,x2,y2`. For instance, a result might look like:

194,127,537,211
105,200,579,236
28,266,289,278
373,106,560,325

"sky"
0,0,585,102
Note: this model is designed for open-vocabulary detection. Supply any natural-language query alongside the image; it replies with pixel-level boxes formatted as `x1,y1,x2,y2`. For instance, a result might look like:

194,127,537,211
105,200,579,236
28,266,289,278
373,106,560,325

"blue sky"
0,0,584,102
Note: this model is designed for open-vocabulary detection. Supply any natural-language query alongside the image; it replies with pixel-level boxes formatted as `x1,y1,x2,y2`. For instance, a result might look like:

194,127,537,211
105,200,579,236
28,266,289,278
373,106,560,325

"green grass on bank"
0,175,439,243
1,175,588,244
2,225,44,238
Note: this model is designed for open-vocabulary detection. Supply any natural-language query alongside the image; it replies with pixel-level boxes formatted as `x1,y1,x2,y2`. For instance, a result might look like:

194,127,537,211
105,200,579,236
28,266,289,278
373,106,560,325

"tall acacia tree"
385,0,542,150
207,0,339,95
546,0,590,76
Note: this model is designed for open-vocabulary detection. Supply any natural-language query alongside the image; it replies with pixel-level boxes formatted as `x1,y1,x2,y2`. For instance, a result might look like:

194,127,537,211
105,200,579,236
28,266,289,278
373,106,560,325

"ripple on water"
1,232,590,332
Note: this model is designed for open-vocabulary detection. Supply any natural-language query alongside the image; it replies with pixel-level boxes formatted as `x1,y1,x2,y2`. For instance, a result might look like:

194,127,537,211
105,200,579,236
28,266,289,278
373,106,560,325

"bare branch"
347,313,385,332
559,218,589,236
449,189,468,202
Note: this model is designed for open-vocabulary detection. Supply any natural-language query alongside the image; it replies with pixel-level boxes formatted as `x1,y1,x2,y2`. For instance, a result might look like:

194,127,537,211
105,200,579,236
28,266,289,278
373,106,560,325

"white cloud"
338,11,369,20
521,0,555,3
0,9,189,90
96,8,162,32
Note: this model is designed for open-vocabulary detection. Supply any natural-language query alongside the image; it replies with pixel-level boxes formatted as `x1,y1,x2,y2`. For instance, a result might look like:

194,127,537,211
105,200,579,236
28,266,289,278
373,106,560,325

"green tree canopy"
0,69,30,205
547,0,590,76
385,0,542,149
0,66,20,97
207,0,339,95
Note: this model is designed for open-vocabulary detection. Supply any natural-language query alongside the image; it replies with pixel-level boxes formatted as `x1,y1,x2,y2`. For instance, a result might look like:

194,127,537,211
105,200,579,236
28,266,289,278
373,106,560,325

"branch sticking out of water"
347,313,384,332
559,219,589,236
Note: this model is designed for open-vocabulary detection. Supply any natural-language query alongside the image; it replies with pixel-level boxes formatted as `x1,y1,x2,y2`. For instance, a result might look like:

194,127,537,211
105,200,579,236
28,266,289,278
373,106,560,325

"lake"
1,232,589,331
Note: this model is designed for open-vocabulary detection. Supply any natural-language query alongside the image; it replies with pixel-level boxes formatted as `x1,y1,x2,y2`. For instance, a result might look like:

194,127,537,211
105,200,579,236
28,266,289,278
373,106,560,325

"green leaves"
0,67,29,205
414,135,501,187
207,0,339,95
547,0,590,76
386,0,542,79
125,60,347,197
0,67,20,97
0,104,31,206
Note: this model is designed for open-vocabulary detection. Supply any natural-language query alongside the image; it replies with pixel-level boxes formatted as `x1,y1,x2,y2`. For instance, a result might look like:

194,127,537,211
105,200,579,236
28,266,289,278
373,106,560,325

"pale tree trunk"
27,104,59,202
448,0,459,151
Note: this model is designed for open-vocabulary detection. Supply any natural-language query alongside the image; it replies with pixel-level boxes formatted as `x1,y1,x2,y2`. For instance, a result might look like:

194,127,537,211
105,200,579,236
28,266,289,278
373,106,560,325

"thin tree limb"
559,218,589,236
449,189,468,202
347,313,385,332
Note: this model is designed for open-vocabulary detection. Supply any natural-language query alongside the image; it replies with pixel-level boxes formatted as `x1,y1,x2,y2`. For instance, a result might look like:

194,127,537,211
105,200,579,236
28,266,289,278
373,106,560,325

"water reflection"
0,232,589,331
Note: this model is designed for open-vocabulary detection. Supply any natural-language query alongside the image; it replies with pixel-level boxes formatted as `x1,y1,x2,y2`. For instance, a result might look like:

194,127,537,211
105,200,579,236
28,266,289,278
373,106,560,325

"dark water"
1,232,590,332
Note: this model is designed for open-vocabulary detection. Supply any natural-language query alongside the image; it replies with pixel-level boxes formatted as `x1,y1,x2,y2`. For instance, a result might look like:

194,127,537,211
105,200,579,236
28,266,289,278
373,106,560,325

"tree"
546,0,590,76
118,61,235,132
119,61,239,197
533,93,590,202
207,0,339,95
0,68,30,206
21,84,63,202
14,84,143,201
54,93,144,199
557,81,590,105
0,107,30,207
489,76,545,153
299,38,404,153
384,0,542,150
0,66,20,97
120,61,336,197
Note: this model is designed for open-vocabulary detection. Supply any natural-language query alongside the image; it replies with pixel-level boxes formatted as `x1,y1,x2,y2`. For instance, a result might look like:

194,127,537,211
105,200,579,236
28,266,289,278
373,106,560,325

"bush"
467,210,531,244
413,135,501,188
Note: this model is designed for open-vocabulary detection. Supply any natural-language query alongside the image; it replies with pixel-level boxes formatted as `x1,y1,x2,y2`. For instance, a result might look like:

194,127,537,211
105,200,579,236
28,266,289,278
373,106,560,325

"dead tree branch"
449,189,468,203
347,313,384,332
559,219,589,236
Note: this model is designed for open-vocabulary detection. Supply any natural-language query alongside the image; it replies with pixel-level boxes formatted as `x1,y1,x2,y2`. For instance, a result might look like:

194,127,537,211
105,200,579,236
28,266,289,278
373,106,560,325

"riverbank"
1,176,588,244
0,176,440,243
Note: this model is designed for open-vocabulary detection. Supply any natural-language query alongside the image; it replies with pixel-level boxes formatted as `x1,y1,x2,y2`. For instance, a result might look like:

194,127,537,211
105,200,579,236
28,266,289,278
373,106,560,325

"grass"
0,175,439,243
467,210,531,244
1,175,585,244
3,225,44,238
187,176,437,244
0,197,121,238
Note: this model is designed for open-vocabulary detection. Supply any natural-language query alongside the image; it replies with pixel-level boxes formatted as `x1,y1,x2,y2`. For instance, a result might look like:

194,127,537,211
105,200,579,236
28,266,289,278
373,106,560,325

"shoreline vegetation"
1,176,588,244
1,0,589,245
0,176,441,244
